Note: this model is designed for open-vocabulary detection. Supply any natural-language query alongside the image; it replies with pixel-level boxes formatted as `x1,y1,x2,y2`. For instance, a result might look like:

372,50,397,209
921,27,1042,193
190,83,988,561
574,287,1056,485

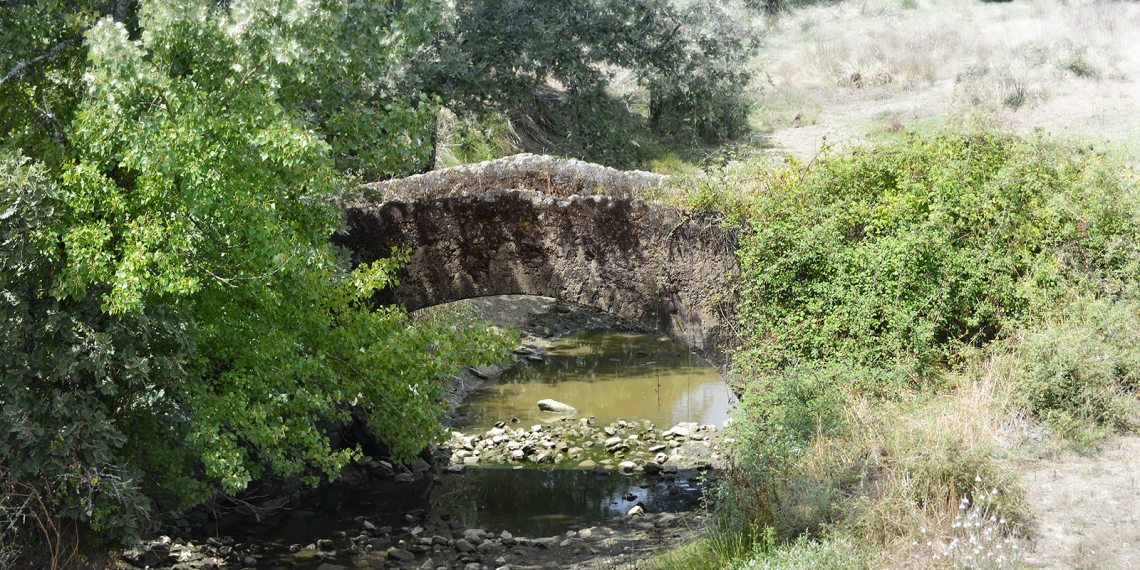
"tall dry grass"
751,0,1140,159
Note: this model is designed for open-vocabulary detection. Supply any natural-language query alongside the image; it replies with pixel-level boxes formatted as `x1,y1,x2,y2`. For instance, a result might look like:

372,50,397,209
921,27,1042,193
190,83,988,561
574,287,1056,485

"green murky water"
453,329,732,432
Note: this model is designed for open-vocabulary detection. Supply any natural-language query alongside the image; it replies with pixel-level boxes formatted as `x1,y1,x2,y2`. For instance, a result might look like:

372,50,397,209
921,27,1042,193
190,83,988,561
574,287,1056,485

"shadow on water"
220,329,728,568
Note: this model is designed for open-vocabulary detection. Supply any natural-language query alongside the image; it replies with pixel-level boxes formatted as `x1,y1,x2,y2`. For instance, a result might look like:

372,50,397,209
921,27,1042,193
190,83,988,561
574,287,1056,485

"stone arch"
336,155,741,376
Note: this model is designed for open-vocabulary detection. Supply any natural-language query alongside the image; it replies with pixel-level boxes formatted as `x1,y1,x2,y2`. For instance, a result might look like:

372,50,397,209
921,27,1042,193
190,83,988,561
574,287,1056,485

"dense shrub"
730,134,1139,382
691,132,1137,568
1012,298,1140,447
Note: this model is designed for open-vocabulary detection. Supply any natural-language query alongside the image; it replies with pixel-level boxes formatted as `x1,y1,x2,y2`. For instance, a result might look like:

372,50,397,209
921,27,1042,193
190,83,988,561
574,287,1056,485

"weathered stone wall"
337,156,740,376
340,153,670,204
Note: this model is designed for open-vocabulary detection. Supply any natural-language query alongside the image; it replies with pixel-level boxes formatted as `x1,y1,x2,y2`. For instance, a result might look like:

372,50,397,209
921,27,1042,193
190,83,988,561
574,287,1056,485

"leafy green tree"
410,0,758,163
1,0,513,552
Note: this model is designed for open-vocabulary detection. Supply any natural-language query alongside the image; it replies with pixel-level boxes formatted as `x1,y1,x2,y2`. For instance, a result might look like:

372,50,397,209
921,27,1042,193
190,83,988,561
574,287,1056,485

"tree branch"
0,35,83,87
309,349,406,418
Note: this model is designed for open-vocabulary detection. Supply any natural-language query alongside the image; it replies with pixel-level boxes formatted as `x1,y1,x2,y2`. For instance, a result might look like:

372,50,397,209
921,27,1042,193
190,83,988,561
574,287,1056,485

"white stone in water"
604,437,622,447
618,461,636,473
627,505,645,517
671,426,690,437
655,453,668,464
511,450,525,461
537,399,576,413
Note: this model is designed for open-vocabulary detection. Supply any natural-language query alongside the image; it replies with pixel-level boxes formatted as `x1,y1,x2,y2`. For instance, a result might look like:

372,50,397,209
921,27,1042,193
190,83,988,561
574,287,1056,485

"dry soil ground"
751,0,1140,164
1017,437,1140,570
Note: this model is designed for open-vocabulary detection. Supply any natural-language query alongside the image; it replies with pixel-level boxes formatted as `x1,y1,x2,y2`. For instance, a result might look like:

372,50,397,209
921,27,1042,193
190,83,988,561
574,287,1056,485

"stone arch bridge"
335,154,742,376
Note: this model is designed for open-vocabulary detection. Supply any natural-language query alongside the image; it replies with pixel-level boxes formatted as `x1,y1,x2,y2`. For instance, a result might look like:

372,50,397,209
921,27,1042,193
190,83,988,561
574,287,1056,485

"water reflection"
223,469,705,570
454,329,732,431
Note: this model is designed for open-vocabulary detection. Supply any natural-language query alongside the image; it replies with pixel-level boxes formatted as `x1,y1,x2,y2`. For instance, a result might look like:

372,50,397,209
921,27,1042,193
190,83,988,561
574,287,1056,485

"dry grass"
762,359,1040,569
752,0,1140,162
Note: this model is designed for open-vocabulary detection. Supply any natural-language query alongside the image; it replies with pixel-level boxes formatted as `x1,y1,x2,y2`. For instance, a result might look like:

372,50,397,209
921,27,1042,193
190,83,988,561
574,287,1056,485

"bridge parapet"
340,153,669,205
337,156,740,376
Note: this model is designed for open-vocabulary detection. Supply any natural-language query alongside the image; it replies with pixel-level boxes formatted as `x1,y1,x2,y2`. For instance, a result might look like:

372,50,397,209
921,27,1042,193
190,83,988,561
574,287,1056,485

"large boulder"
537,399,577,413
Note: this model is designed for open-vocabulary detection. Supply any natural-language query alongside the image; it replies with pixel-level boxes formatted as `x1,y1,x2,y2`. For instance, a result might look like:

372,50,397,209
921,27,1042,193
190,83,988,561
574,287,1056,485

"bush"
1,154,163,548
730,133,1139,381
716,364,851,539
1012,298,1140,446
699,132,1134,567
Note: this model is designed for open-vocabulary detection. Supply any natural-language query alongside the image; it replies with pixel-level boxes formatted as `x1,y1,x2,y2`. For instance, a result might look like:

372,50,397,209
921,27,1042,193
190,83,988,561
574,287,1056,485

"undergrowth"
656,131,1140,569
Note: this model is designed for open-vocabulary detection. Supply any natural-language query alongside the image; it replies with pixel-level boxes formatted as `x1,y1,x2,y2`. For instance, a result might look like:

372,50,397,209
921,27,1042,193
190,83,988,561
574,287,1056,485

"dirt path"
1017,436,1140,569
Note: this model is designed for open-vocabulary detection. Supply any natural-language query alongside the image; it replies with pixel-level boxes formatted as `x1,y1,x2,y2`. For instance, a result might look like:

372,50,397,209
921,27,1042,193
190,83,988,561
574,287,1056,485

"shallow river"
452,329,732,432
226,329,731,568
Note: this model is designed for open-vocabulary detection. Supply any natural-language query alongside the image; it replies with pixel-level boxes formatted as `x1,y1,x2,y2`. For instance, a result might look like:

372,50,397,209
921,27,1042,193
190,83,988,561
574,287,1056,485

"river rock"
535,450,555,463
455,538,476,553
537,399,576,413
394,472,415,483
576,460,597,469
387,548,416,561
591,466,610,477
511,449,525,461
627,505,645,517
643,462,662,475
315,564,348,570
447,464,467,474
534,537,558,548
618,461,637,473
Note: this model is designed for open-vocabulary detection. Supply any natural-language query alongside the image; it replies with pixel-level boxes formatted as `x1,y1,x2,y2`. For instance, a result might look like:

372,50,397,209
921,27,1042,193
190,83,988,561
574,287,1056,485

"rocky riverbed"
444,417,725,474
115,296,727,570
118,506,709,570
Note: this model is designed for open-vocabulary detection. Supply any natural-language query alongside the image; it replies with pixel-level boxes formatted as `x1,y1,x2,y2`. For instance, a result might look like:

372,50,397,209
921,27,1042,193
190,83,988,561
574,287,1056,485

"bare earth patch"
752,0,1140,163
1017,436,1140,569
